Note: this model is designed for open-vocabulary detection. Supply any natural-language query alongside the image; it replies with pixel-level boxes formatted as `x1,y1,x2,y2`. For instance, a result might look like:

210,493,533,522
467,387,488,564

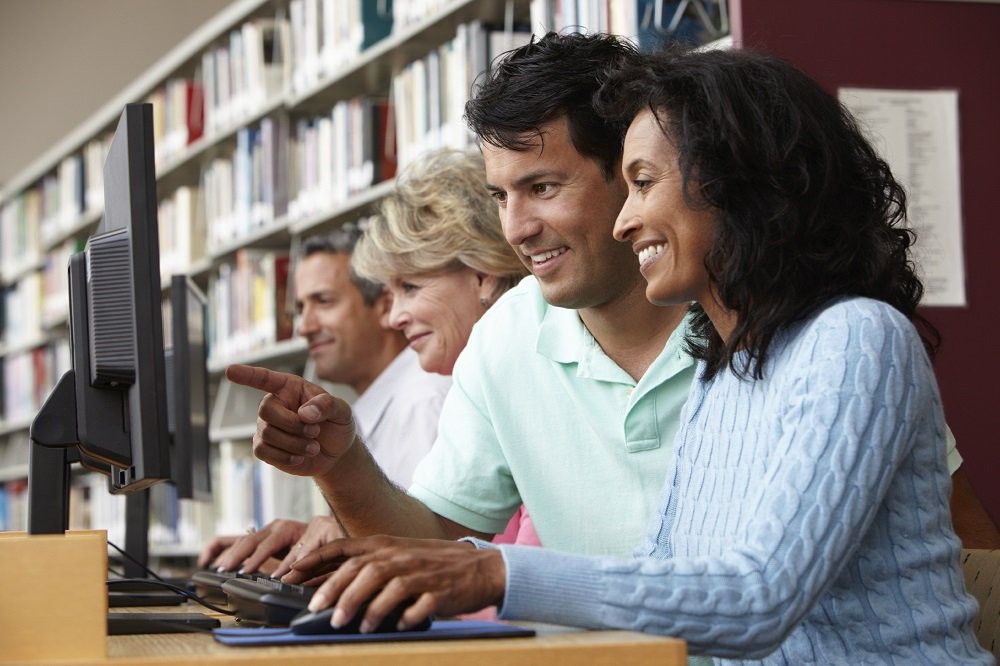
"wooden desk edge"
32,611,686,666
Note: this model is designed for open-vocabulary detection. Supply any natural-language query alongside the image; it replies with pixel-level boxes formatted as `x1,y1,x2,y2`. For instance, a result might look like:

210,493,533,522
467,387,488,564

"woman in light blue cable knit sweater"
485,47,991,663
280,46,993,663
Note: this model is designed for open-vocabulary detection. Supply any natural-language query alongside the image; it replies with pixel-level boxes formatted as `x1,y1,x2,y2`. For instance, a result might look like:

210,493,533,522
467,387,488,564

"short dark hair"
596,46,937,380
300,222,383,306
465,31,640,179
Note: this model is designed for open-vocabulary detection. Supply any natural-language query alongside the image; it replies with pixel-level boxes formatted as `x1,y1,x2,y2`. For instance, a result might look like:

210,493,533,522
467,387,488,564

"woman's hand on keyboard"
288,535,506,632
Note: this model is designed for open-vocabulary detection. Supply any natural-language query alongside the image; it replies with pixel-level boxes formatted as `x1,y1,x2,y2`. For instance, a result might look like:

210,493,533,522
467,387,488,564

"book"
208,250,291,364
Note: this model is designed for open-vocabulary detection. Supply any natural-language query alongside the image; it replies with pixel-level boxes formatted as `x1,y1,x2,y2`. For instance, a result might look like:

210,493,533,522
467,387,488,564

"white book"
241,20,265,112
174,186,204,269
391,64,412,168
317,114,334,210
530,0,553,35
331,101,349,203
229,28,248,122
303,0,321,90
256,463,316,525
201,50,219,135
289,0,306,94
216,46,232,130
216,439,257,534
320,0,337,74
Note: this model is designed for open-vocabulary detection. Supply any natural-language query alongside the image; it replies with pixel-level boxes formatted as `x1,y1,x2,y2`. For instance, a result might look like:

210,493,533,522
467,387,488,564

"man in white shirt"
198,223,450,574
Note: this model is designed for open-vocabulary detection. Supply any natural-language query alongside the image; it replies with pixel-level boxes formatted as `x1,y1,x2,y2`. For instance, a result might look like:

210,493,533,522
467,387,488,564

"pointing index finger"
226,364,291,394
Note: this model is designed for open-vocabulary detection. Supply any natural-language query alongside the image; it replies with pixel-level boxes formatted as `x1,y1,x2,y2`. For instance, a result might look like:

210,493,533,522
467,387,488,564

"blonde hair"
352,149,527,292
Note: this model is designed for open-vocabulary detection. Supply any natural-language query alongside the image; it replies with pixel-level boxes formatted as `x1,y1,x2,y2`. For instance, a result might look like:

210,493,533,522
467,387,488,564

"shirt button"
626,388,634,397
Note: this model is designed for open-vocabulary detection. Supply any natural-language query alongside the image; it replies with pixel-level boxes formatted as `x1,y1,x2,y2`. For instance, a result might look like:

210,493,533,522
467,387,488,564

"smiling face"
613,109,718,312
295,252,393,390
482,116,641,312
385,268,495,376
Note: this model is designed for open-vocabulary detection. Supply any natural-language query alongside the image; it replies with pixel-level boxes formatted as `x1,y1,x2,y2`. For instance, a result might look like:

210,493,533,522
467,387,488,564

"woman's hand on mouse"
290,535,506,632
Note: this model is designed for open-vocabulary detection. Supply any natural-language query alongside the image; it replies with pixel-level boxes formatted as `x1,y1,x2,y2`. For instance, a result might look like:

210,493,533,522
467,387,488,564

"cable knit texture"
496,298,993,664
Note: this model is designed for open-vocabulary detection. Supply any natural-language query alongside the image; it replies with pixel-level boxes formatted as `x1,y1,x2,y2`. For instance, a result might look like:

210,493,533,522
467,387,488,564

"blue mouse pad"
213,620,536,646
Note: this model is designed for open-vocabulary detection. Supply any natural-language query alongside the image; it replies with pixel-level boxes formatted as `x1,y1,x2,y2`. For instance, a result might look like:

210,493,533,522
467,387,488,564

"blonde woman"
352,149,536,550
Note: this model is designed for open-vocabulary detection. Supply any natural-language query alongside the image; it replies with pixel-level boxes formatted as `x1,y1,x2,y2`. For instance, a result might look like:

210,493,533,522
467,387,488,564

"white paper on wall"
839,87,966,307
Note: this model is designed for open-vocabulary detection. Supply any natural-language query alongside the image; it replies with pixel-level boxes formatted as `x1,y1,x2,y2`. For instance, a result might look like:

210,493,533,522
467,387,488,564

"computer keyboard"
221,573,317,626
190,569,239,605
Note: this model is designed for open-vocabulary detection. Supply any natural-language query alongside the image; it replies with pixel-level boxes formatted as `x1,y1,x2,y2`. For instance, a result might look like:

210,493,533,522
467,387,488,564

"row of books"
199,20,528,240
201,115,289,252
0,17,529,291
159,186,208,280
0,186,43,284
214,439,327,536
0,3,359,286
145,481,218,554
0,248,293,422
0,439,327,561
1,272,44,351
200,16,288,139
148,77,205,169
0,135,108,286
393,0,457,30
286,97,394,220
531,0,727,50
0,473,215,556
287,0,392,96
41,238,84,329
208,249,294,364
1,340,69,425
393,22,531,168
0,237,82,356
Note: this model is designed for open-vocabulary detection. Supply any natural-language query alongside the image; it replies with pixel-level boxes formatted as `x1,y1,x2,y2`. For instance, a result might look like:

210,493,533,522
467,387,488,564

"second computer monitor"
166,275,212,501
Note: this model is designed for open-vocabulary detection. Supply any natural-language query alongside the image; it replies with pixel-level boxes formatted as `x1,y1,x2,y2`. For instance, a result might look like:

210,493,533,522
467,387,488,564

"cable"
106,540,168,582
105,539,236,615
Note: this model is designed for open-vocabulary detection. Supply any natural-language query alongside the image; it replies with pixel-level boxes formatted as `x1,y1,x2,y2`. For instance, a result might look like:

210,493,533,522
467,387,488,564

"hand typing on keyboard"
197,516,346,576
272,516,347,578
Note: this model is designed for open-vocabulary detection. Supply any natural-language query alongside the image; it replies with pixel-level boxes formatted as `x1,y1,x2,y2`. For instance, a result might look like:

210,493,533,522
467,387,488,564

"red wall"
732,0,1000,522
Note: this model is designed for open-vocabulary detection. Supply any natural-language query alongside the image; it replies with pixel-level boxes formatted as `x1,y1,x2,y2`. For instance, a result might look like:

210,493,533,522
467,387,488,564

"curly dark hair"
595,46,938,380
464,31,640,180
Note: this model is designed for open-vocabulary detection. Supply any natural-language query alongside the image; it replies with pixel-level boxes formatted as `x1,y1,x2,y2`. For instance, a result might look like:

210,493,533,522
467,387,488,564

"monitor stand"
28,411,204,633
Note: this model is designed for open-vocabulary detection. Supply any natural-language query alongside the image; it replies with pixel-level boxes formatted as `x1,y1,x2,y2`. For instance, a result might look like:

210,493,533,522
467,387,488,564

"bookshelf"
0,0,728,558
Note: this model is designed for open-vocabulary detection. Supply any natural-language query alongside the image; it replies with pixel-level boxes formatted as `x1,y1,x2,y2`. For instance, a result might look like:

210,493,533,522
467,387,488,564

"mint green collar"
534,302,695,386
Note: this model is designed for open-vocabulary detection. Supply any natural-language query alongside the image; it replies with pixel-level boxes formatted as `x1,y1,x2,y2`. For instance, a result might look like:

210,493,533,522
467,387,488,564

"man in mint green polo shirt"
230,33,694,557
405,273,694,555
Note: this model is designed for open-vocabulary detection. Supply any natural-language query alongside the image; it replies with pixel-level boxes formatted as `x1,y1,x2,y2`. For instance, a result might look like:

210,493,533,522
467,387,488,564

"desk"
35,606,687,665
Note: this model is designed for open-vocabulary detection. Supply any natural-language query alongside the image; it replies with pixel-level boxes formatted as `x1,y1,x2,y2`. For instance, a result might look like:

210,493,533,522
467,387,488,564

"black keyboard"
190,569,240,605
221,573,317,626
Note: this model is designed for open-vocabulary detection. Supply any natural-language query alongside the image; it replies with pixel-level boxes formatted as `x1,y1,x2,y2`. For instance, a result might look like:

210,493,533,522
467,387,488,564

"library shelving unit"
0,0,728,561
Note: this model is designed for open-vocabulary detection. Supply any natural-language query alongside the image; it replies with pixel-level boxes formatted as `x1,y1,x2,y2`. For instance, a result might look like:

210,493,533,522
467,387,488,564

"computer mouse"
289,598,432,635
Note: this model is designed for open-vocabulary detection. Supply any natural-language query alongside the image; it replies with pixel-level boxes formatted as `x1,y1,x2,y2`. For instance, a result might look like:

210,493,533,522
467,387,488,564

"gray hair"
300,222,383,305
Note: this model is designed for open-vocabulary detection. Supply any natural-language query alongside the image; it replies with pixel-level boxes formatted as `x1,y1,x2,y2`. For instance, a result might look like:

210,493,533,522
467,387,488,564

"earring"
479,297,489,307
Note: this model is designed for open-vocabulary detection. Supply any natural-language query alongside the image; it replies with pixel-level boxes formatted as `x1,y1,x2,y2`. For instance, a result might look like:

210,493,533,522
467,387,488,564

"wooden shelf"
208,336,307,375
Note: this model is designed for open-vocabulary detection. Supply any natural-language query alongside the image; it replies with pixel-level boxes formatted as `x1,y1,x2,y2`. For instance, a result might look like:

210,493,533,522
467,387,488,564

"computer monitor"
27,102,171,538
165,275,211,502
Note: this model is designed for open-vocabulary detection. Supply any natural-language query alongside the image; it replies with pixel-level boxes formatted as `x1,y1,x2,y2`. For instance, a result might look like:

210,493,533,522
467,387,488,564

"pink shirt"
460,505,539,621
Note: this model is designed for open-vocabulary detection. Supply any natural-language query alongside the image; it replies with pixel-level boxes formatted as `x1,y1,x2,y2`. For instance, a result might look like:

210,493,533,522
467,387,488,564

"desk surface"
57,606,687,666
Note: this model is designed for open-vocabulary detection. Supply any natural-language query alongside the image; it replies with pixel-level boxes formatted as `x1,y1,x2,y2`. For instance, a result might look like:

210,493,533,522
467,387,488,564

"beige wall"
0,0,233,188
